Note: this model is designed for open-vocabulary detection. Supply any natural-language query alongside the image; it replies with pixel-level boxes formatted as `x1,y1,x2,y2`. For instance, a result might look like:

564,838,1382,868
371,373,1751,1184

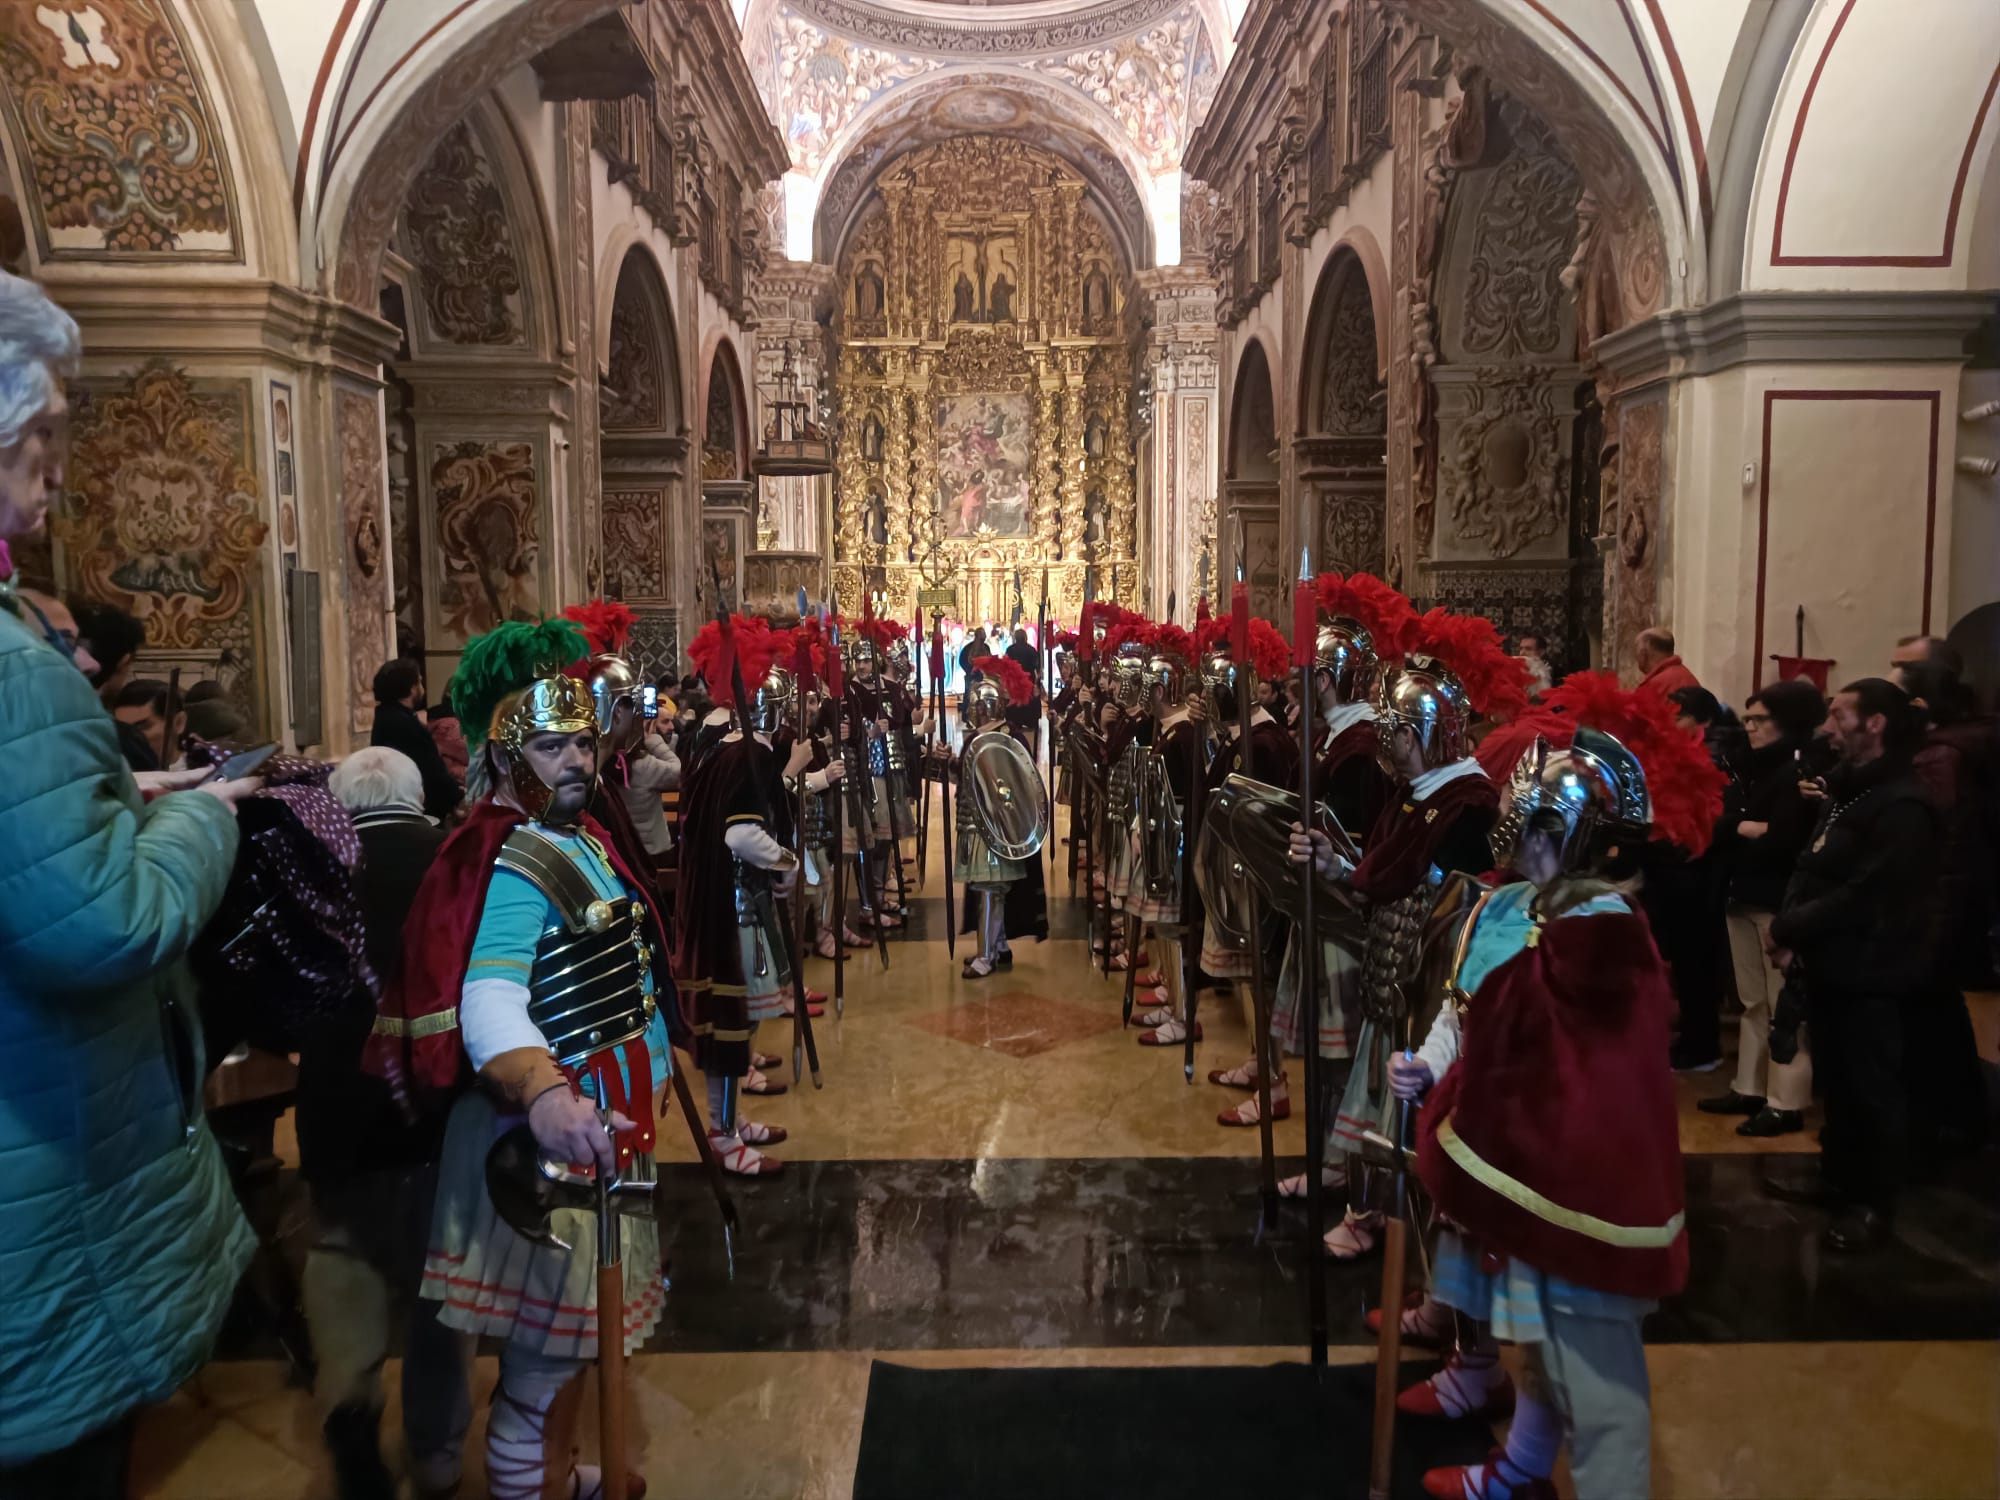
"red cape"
1416,905,1688,1299
1351,771,1498,903
364,799,657,1106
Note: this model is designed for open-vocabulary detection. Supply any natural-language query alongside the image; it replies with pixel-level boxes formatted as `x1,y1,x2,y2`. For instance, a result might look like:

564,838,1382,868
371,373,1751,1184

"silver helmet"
1373,652,1472,772
748,664,794,736
966,676,1008,730
586,654,641,737
1199,645,1249,723
1491,726,1652,872
848,637,881,680
1312,619,1376,707
1112,640,1150,710
1141,649,1188,715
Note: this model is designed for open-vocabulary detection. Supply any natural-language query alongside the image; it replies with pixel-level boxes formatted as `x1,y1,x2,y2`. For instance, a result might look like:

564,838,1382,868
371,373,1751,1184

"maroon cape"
670,734,770,1078
1350,772,1498,904
364,799,660,1105
1317,720,1389,838
1416,904,1688,1299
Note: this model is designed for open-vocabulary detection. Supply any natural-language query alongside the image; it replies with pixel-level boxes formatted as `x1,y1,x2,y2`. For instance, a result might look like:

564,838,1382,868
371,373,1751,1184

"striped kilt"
422,1090,665,1360
1198,902,1254,980
1268,932,1359,1059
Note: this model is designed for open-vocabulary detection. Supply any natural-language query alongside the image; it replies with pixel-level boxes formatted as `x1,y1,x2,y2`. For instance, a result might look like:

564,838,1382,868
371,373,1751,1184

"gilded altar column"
883,352,912,570
836,369,869,553
1057,181,1086,337
1058,350,1089,565
1032,355,1061,559
1106,384,1136,607
904,353,935,567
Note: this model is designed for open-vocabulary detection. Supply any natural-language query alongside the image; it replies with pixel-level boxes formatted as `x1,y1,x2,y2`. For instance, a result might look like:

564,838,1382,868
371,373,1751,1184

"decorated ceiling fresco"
747,0,1220,182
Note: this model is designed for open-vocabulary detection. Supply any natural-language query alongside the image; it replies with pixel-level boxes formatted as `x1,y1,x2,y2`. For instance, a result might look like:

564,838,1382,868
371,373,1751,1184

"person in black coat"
1700,678,1827,1136
1764,678,1939,1252
368,657,463,822
308,747,470,1496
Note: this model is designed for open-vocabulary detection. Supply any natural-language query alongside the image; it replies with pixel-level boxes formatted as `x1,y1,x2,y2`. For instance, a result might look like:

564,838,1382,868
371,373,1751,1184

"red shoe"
1215,1093,1289,1125
1398,1370,1515,1421
1422,1452,1555,1500
1364,1292,1445,1346
1135,970,1166,987
1137,1021,1201,1046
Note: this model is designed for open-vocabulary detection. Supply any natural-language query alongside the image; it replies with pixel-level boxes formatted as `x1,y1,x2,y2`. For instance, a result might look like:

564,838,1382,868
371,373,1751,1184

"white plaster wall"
236,0,343,168
1650,0,1757,159
1671,361,1961,701
1746,0,2000,291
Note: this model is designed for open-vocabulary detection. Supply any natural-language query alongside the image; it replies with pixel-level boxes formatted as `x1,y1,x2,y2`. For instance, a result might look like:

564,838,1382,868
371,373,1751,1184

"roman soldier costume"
1322,607,1527,1261
672,617,796,1177
1121,623,1206,1040
1397,675,1721,1500
1219,574,1409,1123
946,655,1048,978
365,616,666,1500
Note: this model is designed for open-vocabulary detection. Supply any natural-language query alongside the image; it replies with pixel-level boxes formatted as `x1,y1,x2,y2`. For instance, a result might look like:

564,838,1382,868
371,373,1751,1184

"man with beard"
365,617,669,1500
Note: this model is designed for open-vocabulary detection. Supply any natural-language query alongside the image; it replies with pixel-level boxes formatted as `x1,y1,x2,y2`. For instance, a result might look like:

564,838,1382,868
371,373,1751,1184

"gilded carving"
431,440,539,641
605,264,667,432
336,389,391,735
59,365,266,655
704,366,740,481
402,122,525,346
0,0,236,256
1318,260,1385,436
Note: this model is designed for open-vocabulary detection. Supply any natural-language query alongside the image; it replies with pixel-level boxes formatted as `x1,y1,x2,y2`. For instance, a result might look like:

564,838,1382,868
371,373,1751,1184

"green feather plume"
449,618,591,750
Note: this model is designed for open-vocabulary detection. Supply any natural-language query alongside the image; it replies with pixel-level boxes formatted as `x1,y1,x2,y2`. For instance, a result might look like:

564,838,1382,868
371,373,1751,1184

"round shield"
1136,752,1183,900
967,731,1050,860
1206,774,1366,940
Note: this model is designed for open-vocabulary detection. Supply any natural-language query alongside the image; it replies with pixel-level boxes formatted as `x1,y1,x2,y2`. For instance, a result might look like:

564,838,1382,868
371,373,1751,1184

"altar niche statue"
861,413,884,463
1083,268,1112,327
855,265,884,321
990,273,1014,322
867,488,889,548
954,272,976,323
1084,488,1108,548
1084,413,1108,459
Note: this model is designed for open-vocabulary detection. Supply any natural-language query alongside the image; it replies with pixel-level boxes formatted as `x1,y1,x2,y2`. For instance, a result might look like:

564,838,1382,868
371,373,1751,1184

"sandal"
814,934,841,960
752,1052,781,1070
737,1119,787,1146
1216,1089,1289,1125
1107,951,1131,971
743,1066,787,1097
708,1132,785,1177
995,948,1013,968
1136,969,1166,987
1277,1168,1344,1200
962,955,996,979
1134,1005,1173,1029
1138,1020,1202,1046
1207,1058,1263,1089
1365,1291,1451,1346
1321,1209,1383,1261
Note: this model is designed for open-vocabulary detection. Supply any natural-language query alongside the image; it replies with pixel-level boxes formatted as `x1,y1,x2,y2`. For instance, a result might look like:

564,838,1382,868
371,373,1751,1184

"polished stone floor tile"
133,1341,1998,1500
906,988,1125,1057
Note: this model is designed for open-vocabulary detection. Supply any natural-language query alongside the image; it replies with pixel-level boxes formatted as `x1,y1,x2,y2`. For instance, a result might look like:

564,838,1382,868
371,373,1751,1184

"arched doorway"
1225,338,1280,618
601,246,686,683
1297,247,1387,577
701,340,752,612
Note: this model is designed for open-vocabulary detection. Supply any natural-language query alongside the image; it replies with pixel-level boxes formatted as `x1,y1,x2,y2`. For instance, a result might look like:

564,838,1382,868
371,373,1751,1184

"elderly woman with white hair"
299,745,473,1496
0,271,261,1492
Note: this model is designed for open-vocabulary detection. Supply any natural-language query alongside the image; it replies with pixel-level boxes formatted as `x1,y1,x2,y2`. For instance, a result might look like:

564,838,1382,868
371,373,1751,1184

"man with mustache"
367,616,671,1500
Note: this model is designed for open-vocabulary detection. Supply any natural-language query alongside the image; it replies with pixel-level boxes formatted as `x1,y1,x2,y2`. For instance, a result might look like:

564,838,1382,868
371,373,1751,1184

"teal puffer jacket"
0,603,255,1462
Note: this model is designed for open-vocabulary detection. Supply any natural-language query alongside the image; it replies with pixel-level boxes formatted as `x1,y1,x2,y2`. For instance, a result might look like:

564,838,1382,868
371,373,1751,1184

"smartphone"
640,684,660,719
206,742,278,784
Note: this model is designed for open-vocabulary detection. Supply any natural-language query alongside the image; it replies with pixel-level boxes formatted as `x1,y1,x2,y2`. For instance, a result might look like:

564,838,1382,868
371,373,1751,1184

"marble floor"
137,802,2000,1499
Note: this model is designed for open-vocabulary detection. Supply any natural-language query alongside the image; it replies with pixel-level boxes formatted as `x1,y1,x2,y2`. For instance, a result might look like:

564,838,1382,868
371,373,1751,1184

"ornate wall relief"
429,440,539,643
0,0,237,258
1605,393,1665,673
400,122,526,347
58,363,267,713
1433,371,1564,560
1444,103,1579,364
336,388,391,735
604,488,668,599
704,359,742,481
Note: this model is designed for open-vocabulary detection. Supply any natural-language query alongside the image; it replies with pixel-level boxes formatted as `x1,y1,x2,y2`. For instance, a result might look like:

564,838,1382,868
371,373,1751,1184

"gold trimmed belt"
371,1007,460,1039
1437,1115,1684,1249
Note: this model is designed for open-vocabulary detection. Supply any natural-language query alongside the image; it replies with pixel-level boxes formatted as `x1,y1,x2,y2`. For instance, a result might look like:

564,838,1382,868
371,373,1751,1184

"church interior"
1,0,1997,1496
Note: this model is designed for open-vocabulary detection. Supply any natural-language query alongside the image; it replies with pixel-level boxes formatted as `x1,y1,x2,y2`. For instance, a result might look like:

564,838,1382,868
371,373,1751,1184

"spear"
824,607,848,1016
1229,515,1279,1227
1293,546,1329,1371
1036,570,1052,867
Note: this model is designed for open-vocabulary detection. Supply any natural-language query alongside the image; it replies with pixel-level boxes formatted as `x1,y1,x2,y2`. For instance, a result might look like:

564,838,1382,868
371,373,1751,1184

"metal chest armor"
1358,862,1445,1025
494,827,656,1069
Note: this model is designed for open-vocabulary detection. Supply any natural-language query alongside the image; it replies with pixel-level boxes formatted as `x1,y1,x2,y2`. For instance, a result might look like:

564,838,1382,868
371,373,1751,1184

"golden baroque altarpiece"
830,136,1136,624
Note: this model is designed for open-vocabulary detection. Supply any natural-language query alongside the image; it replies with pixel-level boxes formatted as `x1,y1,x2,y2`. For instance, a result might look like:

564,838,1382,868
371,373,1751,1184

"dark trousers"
0,1416,134,1500
1807,985,1906,1214
1643,854,1729,1059
1904,980,1988,1152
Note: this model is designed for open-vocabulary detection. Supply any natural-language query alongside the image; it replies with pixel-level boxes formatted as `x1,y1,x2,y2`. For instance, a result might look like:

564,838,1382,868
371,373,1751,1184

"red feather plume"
1052,628,1081,651
561,599,637,656
1192,614,1231,658
688,614,780,695
856,613,904,654
781,616,831,686
1313,573,1417,656
1474,670,1727,855
1244,617,1292,681
1145,620,1195,664
984,653,1038,706
1407,607,1532,724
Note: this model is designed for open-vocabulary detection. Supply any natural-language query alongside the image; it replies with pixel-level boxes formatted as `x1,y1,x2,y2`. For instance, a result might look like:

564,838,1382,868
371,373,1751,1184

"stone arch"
1227,337,1277,481
702,338,751,483
320,0,622,308
600,246,685,611
1298,248,1387,577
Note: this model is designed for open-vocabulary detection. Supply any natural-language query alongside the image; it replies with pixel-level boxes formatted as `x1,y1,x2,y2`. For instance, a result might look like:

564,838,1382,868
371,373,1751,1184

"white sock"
1504,1387,1562,1477
1426,1342,1504,1415
488,1350,589,1500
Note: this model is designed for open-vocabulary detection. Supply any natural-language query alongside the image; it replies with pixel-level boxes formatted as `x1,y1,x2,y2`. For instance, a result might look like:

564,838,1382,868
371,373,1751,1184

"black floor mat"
851,1358,1494,1500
